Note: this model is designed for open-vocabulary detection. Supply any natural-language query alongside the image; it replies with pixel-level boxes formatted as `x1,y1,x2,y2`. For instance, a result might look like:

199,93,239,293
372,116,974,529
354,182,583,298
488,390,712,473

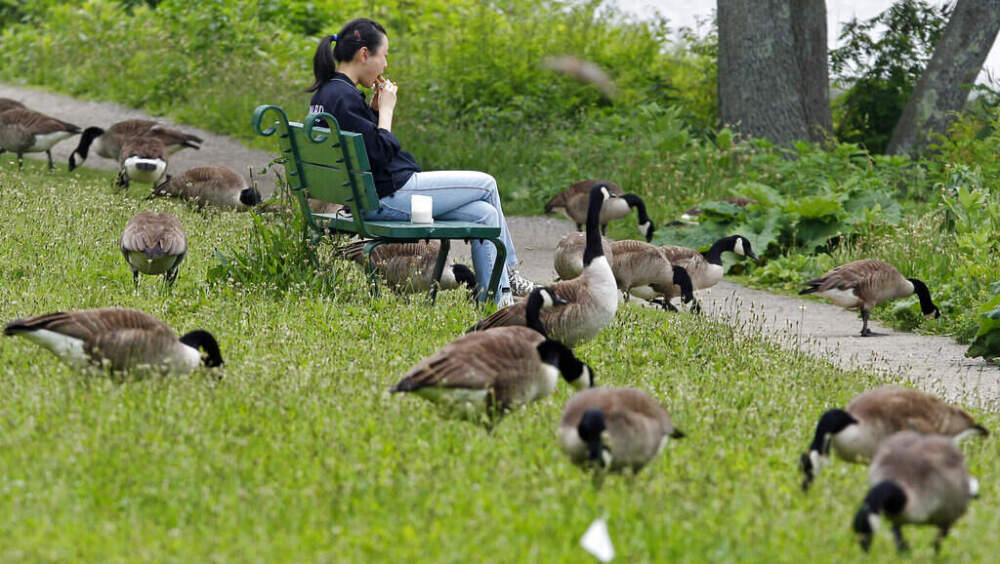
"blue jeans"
363,171,518,302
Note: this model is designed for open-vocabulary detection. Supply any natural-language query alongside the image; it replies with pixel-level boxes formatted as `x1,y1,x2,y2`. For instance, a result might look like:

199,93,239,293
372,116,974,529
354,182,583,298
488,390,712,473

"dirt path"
5,84,997,407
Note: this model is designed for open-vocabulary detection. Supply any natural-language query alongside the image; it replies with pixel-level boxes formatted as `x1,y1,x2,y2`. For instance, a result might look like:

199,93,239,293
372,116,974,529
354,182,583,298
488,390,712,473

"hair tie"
331,33,338,41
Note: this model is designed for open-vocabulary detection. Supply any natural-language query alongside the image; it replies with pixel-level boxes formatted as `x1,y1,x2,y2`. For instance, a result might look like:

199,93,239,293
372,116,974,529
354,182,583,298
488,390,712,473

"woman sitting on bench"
306,18,535,305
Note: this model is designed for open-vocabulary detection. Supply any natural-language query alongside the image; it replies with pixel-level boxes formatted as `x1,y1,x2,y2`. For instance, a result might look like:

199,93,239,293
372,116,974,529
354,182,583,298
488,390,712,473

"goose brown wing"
149,124,203,146
5,308,173,341
121,213,186,256
468,299,529,332
393,329,539,391
659,246,701,268
85,328,175,370
1,109,80,134
109,120,158,137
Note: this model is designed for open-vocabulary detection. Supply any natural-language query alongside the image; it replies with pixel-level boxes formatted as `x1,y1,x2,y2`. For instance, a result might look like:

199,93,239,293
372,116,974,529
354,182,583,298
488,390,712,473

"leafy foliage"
967,282,1000,362
829,0,951,153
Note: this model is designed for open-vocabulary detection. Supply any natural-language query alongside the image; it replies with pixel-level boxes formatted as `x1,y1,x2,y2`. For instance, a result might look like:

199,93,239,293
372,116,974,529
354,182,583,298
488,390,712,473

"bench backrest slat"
285,122,379,211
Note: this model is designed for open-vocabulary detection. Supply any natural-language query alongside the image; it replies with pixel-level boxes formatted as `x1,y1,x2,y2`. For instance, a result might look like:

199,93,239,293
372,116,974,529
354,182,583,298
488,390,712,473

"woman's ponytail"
306,34,337,92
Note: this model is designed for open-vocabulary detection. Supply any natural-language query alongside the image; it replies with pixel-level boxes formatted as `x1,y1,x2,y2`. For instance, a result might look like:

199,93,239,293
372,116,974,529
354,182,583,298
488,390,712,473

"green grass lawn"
0,160,997,562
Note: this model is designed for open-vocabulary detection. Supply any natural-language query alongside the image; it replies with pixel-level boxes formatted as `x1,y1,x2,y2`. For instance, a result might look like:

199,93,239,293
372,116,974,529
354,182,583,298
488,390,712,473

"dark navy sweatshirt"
309,72,420,198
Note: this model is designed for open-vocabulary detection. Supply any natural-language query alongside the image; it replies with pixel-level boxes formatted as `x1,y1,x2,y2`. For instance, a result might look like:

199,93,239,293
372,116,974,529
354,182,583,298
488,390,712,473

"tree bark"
792,0,833,142
718,0,831,146
887,0,1000,157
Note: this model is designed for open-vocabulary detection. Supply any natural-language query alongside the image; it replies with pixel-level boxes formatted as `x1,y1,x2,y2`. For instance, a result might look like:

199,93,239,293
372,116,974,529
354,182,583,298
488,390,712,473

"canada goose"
4,308,222,374
799,259,940,336
120,211,187,287
470,183,619,347
630,235,758,303
608,239,699,312
153,166,262,210
116,136,168,188
69,119,202,170
0,98,26,113
340,239,475,294
553,231,614,281
544,180,655,241
0,108,81,170
391,287,595,424
559,387,684,472
799,385,987,491
852,431,977,554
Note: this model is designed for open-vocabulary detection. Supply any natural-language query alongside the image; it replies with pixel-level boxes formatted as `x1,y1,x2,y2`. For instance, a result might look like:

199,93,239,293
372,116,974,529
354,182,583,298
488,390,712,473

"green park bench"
251,105,506,302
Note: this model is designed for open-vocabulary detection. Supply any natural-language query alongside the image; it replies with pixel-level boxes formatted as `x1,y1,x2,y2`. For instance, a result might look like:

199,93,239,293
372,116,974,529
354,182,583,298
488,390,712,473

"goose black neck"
538,339,586,384
862,481,907,519
907,278,938,316
808,408,857,454
704,236,737,266
671,265,696,304
583,184,607,266
622,194,649,222
68,126,104,169
578,408,607,464
180,330,224,367
525,291,548,337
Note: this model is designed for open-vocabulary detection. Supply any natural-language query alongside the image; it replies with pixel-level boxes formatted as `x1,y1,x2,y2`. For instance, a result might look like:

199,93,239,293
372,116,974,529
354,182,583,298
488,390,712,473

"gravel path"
5,84,997,407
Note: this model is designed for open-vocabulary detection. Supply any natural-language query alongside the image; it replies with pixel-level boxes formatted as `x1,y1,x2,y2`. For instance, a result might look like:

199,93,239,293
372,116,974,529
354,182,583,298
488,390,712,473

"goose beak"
747,249,759,262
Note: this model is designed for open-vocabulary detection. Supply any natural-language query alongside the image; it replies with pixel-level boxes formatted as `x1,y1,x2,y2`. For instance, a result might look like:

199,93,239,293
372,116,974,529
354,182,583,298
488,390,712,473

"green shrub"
967,282,1000,362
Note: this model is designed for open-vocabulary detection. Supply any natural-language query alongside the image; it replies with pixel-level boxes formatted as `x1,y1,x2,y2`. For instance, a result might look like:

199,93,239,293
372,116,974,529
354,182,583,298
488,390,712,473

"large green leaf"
784,193,844,219
653,221,730,251
843,188,902,225
795,218,844,252
966,290,1000,361
733,182,785,207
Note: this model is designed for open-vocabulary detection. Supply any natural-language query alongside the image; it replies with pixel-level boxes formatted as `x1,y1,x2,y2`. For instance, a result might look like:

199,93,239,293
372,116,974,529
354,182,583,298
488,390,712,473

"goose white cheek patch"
734,238,745,256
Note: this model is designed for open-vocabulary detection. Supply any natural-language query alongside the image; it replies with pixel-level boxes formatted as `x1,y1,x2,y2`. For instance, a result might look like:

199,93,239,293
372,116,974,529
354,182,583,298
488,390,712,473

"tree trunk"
718,0,831,146
792,0,833,142
887,0,1000,157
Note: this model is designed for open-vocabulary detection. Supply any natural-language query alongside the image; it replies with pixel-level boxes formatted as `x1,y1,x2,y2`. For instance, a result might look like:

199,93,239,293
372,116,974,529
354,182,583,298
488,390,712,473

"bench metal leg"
427,239,450,304
484,238,507,304
363,239,386,298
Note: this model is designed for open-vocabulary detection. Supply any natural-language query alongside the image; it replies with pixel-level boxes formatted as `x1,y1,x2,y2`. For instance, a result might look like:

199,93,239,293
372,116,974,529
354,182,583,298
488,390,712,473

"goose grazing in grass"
4,308,222,375
799,385,987,491
799,259,940,336
470,183,618,347
559,387,684,472
116,136,168,188
391,287,595,425
629,235,758,304
0,98,26,113
153,166,262,210
852,431,978,554
69,119,202,170
0,108,81,170
545,179,655,241
120,211,187,287
340,239,476,294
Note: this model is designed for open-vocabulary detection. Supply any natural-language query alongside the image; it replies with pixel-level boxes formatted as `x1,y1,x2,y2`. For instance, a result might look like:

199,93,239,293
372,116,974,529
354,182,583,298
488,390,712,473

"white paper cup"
410,194,433,224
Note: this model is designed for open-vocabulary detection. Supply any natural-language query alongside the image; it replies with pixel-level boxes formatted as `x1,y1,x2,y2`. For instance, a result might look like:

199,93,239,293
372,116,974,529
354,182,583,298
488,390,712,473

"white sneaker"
496,289,515,308
508,269,539,297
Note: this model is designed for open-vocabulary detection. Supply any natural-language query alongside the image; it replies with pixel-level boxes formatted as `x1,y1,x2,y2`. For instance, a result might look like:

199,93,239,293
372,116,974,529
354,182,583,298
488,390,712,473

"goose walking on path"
799,385,987,491
4,308,222,375
545,179,655,241
69,119,202,170
120,212,187,287
469,184,619,347
559,387,684,472
391,287,594,426
0,108,81,170
799,259,940,336
852,431,978,554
